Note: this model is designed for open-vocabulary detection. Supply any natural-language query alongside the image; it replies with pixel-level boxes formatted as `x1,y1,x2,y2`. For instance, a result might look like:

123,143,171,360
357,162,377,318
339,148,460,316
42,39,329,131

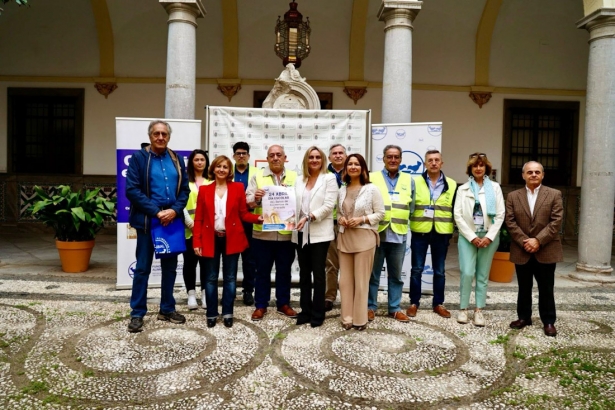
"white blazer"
453,180,505,242
292,173,339,245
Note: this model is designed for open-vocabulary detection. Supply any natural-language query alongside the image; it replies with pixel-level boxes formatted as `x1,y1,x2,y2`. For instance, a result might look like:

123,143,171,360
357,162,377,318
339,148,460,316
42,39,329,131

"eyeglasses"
234,152,249,156
469,153,486,158
385,155,401,160
151,131,169,137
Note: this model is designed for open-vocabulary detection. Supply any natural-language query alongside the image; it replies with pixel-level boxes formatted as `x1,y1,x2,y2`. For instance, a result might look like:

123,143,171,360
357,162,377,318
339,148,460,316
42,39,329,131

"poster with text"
261,186,297,231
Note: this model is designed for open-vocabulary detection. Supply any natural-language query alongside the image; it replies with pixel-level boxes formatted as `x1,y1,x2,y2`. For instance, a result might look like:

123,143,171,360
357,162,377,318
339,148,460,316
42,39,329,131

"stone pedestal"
378,1,422,124
573,9,615,282
160,0,206,119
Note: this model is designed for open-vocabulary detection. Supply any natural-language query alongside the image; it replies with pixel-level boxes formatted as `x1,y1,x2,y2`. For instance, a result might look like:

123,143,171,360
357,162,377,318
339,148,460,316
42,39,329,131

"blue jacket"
126,143,189,232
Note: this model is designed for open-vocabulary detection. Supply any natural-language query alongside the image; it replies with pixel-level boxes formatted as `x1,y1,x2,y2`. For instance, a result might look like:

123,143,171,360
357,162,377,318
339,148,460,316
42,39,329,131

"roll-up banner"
116,118,202,290
370,123,443,293
206,106,372,283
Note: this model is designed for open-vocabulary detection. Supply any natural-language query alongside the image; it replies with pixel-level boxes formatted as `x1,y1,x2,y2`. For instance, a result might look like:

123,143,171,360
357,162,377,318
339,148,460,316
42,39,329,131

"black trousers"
515,255,556,325
296,232,330,325
183,237,206,291
240,222,256,294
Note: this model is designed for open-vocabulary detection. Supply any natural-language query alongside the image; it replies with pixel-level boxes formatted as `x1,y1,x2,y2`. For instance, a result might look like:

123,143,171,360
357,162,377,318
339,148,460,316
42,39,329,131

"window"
502,100,579,186
8,88,84,174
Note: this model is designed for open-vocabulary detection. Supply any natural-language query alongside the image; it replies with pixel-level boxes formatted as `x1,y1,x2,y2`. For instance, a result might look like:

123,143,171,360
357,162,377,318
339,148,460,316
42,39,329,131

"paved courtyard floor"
1,232,615,409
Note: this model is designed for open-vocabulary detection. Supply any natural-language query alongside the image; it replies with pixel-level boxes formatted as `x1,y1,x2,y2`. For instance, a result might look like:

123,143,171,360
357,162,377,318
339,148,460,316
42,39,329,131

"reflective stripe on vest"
410,176,456,234
253,169,297,234
370,172,411,234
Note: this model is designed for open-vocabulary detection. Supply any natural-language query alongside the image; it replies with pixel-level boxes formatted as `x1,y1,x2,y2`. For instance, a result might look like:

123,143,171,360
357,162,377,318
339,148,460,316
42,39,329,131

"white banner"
116,118,202,290
206,106,371,283
370,122,443,294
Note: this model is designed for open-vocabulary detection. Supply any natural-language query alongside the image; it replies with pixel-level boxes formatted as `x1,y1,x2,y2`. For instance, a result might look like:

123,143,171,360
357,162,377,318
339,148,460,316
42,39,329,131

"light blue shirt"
149,149,178,208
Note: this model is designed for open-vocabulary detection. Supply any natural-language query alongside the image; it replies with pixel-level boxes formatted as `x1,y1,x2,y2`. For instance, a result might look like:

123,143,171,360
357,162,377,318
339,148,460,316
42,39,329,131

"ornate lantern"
275,1,311,68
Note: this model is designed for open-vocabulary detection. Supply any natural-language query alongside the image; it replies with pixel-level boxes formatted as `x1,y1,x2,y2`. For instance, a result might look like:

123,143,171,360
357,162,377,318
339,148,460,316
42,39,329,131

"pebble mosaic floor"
0,277,614,409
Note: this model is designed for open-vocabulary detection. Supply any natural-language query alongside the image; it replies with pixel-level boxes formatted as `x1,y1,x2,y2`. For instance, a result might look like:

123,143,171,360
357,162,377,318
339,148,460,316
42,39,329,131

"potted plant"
26,185,116,272
489,226,515,283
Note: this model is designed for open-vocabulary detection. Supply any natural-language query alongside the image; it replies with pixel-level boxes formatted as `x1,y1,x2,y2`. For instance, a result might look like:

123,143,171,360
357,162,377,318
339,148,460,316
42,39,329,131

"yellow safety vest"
185,180,212,238
253,169,297,234
410,176,456,234
370,171,412,234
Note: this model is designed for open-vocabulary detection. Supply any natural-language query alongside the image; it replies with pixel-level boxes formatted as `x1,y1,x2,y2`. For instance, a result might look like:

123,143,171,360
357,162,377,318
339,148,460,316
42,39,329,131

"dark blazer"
192,182,260,258
505,185,563,265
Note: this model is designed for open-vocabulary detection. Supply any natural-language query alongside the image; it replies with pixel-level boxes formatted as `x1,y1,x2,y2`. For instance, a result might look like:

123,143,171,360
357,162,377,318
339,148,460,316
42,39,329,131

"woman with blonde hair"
453,152,505,327
293,146,338,327
193,155,262,328
337,154,384,330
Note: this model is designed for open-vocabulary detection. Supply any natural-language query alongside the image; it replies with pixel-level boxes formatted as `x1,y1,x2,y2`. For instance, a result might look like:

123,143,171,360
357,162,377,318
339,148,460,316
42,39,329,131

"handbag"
150,217,186,259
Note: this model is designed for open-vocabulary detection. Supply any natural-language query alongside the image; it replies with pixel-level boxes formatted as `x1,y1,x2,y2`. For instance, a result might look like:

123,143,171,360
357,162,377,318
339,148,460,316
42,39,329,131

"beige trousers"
339,247,376,326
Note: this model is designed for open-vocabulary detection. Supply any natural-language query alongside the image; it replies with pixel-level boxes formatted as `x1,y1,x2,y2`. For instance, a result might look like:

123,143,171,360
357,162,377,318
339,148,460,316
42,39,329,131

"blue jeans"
368,241,406,313
410,229,451,307
203,236,239,319
252,238,296,309
130,229,178,318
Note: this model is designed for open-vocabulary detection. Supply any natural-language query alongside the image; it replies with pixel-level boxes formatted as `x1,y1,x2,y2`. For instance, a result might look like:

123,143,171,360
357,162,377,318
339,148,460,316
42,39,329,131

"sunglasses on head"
469,153,486,158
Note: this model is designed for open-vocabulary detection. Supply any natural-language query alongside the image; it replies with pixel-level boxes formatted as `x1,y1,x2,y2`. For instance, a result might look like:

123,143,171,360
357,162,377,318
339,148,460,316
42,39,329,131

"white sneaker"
201,289,207,309
457,309,469,324
187,290,198,310
473,310,485,327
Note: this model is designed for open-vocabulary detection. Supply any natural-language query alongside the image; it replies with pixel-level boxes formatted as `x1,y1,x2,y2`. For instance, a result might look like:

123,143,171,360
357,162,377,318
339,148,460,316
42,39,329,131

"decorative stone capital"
469,86,494,108
378,1,422,31
577,8,615,41
216,79,242,102
160,0,206,27
343,81,368,105
94,82,118,99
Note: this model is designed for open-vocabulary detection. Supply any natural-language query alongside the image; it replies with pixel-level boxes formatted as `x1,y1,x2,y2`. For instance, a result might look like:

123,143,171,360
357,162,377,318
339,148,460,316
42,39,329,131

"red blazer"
192,182,261,257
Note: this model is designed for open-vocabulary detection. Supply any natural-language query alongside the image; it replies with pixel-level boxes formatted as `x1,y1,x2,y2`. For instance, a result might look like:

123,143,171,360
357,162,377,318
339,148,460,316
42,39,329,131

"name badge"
473,215,484,225
423,208,434,218
389,191,399,202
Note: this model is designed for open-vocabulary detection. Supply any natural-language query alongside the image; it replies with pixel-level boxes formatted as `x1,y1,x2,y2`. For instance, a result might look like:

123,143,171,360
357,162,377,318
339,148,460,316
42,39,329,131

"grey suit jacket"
505,185,564,265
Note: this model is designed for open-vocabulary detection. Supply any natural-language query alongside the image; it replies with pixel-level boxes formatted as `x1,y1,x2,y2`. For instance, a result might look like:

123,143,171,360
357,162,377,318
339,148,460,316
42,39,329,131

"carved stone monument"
262,63,320,110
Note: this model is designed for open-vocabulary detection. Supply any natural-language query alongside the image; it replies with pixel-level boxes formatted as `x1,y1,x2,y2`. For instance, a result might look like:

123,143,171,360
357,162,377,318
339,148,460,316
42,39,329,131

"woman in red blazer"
193,155,262,328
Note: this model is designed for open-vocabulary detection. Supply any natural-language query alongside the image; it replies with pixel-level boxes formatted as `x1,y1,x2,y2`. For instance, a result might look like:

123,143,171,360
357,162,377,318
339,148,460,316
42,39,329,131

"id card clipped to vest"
389,191,400,202
423,207,435,219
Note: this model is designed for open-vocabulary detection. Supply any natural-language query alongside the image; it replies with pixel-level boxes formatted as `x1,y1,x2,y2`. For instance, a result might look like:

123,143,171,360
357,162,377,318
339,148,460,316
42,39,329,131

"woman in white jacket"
293,146,339,327
337,154,384,330
453,153,505,327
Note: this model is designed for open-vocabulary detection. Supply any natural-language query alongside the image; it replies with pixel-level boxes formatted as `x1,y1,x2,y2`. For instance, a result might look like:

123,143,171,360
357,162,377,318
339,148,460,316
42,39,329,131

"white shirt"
526,185,541,216
214,190,227,231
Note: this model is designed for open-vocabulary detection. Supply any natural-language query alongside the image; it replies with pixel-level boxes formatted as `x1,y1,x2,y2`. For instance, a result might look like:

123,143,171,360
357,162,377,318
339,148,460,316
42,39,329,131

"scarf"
328,163,343,188
469,175,496,222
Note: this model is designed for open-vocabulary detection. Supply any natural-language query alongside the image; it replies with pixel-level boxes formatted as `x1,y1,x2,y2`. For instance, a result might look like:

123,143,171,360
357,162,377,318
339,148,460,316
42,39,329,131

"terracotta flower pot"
489,251,515,283
55,240,95,273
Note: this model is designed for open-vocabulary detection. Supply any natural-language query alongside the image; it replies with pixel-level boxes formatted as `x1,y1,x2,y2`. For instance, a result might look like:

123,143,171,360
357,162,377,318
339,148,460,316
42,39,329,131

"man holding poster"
246,145,298,321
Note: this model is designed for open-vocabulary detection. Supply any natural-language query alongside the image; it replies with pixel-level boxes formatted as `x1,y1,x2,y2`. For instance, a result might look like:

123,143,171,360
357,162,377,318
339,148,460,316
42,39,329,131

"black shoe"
223,318,233,328
296,314,310,325
243,292,254,306
207,318,217,328
157,311,186,324
310,321,323,328
127,317,144,333
324,300,334,312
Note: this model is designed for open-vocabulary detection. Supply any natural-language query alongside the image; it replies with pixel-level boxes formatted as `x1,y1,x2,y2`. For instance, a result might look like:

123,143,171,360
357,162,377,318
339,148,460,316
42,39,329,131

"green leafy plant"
26,185,116,241
497,226,511,252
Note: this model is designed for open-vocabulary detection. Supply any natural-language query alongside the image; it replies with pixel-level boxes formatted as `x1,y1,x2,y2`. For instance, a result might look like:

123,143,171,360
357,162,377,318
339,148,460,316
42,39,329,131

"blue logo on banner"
372,126,387,140
427,125,442,136
395,129,406,139
400,151,424,175
128,261,137,279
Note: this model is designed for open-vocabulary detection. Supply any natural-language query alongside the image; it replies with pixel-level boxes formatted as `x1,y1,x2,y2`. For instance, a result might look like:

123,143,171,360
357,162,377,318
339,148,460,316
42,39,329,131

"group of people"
126,119,563,338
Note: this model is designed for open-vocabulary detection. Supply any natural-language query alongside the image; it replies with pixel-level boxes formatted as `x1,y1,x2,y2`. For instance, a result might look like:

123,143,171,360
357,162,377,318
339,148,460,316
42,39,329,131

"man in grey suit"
505,161,563,337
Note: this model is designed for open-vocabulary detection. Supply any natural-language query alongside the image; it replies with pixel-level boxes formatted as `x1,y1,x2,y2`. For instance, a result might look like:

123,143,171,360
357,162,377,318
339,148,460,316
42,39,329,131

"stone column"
160,0,206,119
573,9,615,282
378,1,422,123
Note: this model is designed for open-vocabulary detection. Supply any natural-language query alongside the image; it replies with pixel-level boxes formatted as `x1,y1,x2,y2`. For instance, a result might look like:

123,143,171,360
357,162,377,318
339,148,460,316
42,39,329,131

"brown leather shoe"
406,304,418,317
367,309,376,321
388,311,410,322
543,324,557,337
277,304,298,318
251,308,267,321
509,319,533,329
433,305,451,318
324,300,334,312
